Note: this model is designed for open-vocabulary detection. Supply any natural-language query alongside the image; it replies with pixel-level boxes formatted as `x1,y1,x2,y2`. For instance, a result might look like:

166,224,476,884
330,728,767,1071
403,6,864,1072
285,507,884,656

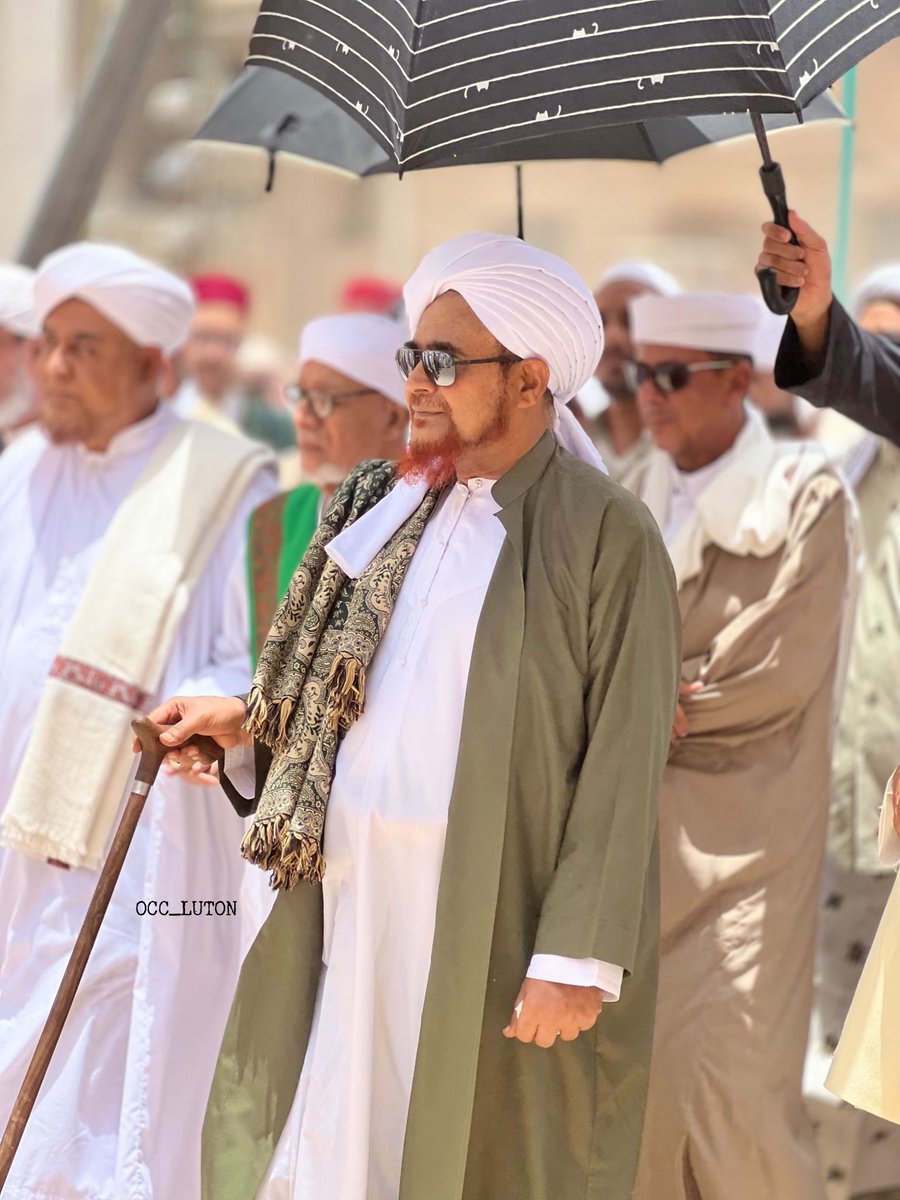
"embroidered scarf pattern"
242,460,442,888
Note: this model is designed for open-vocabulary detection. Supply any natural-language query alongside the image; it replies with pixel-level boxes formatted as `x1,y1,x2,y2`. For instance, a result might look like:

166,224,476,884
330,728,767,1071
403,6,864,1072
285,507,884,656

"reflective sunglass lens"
423,350,456,387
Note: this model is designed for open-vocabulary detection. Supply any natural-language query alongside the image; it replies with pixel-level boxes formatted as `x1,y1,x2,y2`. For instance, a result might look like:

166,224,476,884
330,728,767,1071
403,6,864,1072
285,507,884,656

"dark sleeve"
220,741,273,819
775,298,900,444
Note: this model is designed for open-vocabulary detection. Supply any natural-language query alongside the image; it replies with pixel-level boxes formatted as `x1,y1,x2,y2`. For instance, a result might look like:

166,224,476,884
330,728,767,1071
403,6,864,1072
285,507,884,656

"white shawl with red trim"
0,419,271,869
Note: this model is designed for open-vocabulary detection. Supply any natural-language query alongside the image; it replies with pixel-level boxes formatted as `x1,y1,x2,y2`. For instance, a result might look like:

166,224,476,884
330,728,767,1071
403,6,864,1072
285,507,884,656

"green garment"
247,483,321,663
205,433,681,1200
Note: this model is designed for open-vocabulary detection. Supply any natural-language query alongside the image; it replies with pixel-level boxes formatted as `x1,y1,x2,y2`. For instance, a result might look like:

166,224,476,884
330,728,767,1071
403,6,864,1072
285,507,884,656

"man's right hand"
133,695,251,773
757,210,833,363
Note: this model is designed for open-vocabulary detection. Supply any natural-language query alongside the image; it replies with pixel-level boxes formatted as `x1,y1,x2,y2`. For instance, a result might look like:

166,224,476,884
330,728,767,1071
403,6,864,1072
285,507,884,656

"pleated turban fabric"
33,242,194,355
403,232,607,471
299,313,407,408
0,264,39,338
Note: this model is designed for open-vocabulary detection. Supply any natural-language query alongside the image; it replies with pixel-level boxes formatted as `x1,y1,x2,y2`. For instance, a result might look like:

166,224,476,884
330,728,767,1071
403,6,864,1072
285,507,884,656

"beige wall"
0,0,74,257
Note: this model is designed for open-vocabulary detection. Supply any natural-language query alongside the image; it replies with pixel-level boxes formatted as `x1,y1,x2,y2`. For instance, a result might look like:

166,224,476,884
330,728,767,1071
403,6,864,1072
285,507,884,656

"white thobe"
256,477,622,1200
0,407,277,1200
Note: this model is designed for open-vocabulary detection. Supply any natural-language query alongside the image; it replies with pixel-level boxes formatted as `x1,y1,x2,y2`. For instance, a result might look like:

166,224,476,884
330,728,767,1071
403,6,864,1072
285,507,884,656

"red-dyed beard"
396,426,464,489
397,398,510,489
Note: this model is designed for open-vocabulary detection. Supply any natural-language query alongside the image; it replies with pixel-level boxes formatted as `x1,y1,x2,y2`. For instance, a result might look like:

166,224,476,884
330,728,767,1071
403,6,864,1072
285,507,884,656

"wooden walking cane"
0,717,224,1189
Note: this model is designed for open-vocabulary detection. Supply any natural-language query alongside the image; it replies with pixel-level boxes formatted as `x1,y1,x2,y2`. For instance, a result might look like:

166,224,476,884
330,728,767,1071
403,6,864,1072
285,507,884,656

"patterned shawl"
242,460,442,889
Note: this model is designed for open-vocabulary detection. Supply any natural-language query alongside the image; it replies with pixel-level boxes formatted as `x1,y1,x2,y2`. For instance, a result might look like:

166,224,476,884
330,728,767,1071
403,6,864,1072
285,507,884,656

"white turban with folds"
404,232,607,472
595,259,681,298
852,264,900,318
0,264,39,338
299,313,407,408
33,242,194,355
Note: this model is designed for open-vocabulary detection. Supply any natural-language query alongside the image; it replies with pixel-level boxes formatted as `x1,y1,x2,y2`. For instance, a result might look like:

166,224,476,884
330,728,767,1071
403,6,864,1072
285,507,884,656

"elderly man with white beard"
148,232,681,1200
0,243,276,1200
0,264,39,448
246,313,409,662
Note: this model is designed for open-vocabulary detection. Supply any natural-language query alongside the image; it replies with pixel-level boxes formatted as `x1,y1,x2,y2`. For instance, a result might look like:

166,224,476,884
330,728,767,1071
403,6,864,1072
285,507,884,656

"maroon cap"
339,275,403,316
190,274,250,313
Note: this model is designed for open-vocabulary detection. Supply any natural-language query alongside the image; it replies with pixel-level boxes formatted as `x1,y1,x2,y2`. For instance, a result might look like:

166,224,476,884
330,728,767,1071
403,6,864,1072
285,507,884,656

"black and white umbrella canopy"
195,64,846,177
245,1,898,172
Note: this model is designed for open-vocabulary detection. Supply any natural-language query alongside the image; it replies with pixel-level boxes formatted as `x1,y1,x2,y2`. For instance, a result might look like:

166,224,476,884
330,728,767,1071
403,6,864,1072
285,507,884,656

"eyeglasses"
623,359,743,395
396,346,520,387
283,384,376,419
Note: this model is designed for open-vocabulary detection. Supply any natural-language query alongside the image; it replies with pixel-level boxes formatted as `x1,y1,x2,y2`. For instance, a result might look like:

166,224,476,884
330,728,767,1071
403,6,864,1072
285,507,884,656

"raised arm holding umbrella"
758,212,900,443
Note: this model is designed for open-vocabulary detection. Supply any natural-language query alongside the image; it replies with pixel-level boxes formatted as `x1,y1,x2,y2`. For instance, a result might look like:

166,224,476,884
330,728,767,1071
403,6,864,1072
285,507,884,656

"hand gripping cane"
0,718,224,1189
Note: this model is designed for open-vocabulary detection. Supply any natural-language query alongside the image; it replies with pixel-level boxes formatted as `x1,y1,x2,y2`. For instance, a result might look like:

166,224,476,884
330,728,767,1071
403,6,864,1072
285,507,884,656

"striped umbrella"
245,1,899,173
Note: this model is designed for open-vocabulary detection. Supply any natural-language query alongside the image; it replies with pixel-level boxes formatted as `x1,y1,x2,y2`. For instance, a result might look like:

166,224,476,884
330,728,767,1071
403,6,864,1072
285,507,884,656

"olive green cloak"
203,432,681,1200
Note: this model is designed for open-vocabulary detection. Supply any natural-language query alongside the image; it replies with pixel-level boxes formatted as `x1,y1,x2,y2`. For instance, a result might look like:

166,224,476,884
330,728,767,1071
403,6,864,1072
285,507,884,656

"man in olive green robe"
149,233,680,1200
625,291,857,1200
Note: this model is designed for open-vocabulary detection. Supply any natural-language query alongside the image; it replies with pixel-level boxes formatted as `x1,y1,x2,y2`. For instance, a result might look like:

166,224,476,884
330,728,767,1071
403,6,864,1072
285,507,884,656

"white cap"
34,242,194,354
595,260,681,297
750,298,787,373
630,292,762,359
0,264,39,338
299,313,407,408
851,264,900,319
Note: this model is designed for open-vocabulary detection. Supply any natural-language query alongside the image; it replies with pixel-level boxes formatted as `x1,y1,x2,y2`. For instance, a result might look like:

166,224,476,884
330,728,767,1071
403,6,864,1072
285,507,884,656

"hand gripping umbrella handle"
0,718,224,1188
757,161,800,316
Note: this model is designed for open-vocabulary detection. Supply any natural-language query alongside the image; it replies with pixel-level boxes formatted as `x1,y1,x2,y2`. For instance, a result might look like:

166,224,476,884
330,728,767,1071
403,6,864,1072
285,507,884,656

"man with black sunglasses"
624,291,857,1200
146,232,680,1200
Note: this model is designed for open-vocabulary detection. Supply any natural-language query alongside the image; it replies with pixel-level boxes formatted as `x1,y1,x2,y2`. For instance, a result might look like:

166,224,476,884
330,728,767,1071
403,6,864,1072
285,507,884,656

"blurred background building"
2,0,899,358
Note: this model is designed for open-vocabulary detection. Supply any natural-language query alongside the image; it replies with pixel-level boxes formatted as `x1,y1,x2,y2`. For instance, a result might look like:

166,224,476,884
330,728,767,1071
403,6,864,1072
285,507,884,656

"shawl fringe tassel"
240,815,325,890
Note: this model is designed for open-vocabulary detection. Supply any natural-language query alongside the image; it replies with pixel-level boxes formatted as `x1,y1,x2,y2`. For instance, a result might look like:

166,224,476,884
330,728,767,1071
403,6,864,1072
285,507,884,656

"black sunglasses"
624,359,743,395
396,345,520,387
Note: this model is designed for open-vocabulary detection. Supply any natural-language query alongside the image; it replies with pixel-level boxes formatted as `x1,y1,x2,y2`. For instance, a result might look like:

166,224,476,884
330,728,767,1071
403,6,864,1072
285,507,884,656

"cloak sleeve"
220,736,272,819
775,299,900,446
532,503,681,974
676,476,850,747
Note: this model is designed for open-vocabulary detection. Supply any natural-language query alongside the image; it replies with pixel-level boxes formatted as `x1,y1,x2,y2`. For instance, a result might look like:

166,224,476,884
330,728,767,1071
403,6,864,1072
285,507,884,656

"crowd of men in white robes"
0,223,898,1200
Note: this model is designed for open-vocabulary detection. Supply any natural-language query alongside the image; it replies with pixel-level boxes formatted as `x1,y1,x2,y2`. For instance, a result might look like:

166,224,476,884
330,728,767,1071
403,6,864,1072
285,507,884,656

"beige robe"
627,421,855,1199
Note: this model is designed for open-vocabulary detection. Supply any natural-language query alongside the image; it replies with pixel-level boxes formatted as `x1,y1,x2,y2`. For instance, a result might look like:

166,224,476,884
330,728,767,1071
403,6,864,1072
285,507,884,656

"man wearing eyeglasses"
145,232,680,1200
622,291,857,1200
245,313,408,661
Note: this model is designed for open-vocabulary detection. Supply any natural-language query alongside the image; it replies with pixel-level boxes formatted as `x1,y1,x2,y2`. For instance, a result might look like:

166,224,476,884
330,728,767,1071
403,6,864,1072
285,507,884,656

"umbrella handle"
757,161,799,316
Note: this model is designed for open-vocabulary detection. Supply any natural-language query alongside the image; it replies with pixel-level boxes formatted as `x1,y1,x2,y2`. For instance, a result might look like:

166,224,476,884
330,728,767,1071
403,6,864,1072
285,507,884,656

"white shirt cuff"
878,774,900,868
222,743,257,799
526,954,624,1002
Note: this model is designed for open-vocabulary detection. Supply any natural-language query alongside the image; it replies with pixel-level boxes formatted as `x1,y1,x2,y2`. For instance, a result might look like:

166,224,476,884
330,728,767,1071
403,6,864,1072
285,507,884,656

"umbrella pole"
0,718,223,1188
751,112,800,316
515,165,524,239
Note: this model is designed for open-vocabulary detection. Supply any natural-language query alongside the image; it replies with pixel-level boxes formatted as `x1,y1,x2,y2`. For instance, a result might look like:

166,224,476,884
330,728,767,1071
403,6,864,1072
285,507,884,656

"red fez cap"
190,274,250,313
339,275,403,316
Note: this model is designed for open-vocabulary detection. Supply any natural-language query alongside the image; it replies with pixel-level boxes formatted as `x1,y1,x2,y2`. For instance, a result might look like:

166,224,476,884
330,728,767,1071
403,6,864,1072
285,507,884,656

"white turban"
404,232,606,471
595,260,681,298
851,264,900,318
299,313,407,408
0,264,39,338
33,242,194,355
630,292,761,360
749,298,787,373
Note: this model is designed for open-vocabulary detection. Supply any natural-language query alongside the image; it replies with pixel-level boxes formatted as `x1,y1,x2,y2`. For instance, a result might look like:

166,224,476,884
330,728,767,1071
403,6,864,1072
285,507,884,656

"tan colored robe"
627,435,853,1199
203,433,682,1200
